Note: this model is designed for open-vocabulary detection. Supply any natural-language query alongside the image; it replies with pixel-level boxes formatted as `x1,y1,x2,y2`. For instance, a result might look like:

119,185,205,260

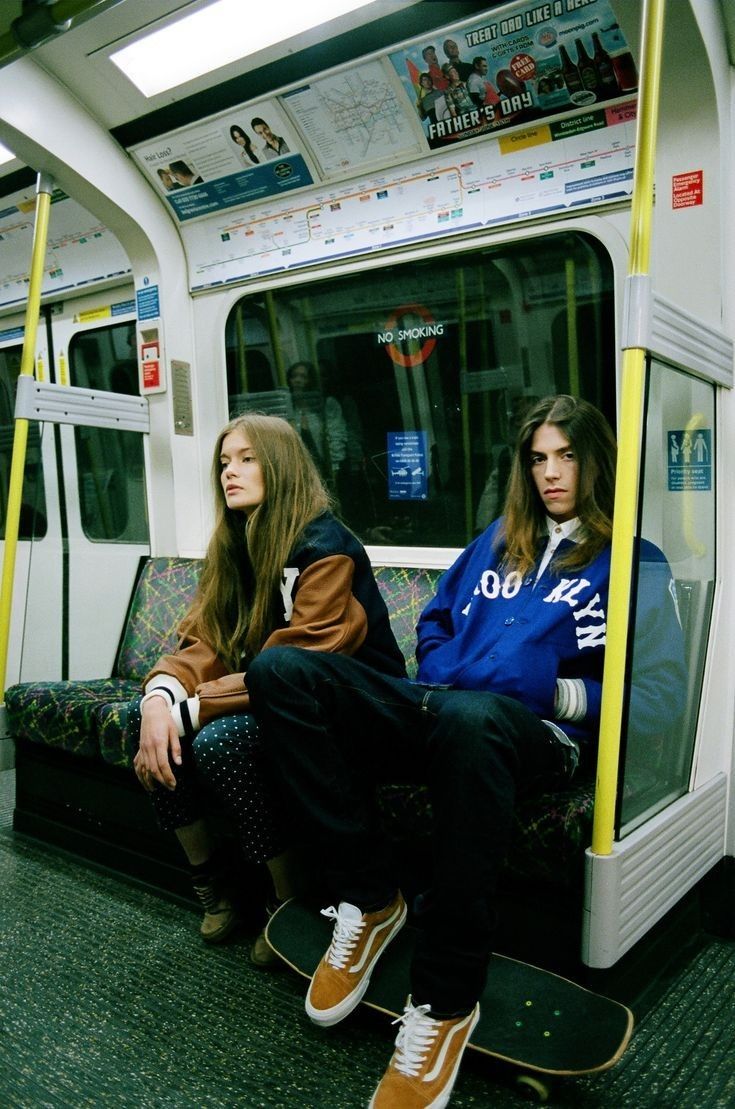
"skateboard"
266,898,634,1101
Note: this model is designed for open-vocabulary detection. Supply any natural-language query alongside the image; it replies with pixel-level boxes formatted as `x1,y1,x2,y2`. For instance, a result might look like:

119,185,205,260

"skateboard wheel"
515,1074,552,1103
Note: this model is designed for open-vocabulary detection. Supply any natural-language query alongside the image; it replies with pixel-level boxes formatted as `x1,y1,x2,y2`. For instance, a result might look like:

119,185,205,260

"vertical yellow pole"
0,172,54,701
591,0,666,855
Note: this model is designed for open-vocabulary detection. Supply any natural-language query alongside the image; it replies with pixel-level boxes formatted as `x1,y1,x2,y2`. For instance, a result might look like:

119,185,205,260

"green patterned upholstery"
4,679,141,759
373,566,441,679
7,554,595,888
96,699,136,769
115,558,202,681
510,779,594,887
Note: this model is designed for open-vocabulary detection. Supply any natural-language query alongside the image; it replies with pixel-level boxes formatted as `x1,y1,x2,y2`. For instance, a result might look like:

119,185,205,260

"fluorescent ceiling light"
110,0,371,97
0,142,15,165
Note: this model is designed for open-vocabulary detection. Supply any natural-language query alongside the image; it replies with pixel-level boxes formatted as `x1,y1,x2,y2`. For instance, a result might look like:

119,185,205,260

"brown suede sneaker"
191,875,239,944
369,999,480,1108
305,891,407,1027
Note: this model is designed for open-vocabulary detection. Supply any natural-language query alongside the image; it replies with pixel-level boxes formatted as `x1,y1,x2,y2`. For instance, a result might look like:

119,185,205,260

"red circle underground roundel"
383,304,439,368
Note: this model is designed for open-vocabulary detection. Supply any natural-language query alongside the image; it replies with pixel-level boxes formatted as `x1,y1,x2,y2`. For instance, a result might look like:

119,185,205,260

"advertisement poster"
390,0,637,150
132,100,313,222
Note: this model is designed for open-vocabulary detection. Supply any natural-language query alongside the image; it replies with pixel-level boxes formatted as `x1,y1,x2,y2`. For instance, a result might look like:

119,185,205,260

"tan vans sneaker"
305,891,407,1026
369,999,480,1108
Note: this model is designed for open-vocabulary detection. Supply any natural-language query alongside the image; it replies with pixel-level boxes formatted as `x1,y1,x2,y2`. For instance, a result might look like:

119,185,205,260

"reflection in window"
225,234,615,548
619,362,716,834
69,322,149,543
0,344,47,539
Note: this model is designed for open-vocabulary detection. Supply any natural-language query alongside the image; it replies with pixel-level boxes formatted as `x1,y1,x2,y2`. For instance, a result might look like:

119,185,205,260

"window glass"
68,322,149,542
619,361,715,834
225,233,615,547
0,344,47,539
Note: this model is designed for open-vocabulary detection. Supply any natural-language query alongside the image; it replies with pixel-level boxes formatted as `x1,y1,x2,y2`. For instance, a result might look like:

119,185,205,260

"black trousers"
248,646,569,1014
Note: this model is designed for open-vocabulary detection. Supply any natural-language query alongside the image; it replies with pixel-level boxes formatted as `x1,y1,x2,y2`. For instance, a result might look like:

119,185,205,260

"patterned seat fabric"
4,678,141,760
373,566,441,679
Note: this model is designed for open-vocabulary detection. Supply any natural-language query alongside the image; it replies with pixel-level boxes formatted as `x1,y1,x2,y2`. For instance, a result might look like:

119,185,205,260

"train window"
0,344,47,540
225,232,615,548
619,362,716,835
68,322,149,543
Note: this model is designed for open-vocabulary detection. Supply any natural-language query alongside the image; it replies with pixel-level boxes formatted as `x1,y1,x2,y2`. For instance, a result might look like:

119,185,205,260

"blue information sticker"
387,431,428,500
136,284,160,321
667,428,712,491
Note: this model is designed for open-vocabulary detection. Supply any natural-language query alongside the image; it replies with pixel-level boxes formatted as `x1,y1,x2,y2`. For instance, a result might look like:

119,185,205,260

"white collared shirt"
534,516,582,583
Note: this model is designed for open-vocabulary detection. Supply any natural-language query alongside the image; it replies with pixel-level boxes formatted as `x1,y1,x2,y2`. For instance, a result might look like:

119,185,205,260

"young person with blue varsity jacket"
128,413,404,962
248,396,686,1109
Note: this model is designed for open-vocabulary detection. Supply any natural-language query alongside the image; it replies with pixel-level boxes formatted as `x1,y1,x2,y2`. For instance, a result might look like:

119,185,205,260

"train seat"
7,556,596,903
6,557,201,765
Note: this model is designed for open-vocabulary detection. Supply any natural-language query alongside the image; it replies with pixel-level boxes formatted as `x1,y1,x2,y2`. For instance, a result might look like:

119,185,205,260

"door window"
0,344,47,539
68,322,149,542
619,361,716,833
225,232,615,548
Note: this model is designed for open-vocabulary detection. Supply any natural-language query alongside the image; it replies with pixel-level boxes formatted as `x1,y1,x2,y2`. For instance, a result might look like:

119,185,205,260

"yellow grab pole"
0,172,54,701
591,0,666,856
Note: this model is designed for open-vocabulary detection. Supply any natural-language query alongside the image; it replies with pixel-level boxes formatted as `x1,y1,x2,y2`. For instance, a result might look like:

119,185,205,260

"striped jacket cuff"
554,678,587,722
171,697,201,738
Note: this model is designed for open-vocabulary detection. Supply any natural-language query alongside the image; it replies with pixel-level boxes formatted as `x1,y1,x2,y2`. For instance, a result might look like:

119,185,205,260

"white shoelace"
320,904,365,969
391,1002,440,1077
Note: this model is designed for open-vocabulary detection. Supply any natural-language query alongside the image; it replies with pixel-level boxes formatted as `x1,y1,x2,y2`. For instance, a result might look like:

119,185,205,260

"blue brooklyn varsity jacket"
416,518,686,745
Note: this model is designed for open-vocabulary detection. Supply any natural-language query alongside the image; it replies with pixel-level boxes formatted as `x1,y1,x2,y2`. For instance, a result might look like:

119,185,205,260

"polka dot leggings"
126,698,285,864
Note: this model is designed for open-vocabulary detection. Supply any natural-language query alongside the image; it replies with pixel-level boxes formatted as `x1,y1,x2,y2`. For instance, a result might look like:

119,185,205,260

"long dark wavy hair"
184,413,332,669
499,395,616,576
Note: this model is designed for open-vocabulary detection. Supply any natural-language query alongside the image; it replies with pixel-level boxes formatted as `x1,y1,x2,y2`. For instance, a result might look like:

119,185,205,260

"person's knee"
435,693,494,738
433,693,513,766
248,645,309,701
191,722,219,764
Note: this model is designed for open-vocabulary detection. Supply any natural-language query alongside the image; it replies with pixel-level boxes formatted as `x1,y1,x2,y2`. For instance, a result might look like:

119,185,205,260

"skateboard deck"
266,898,634,1078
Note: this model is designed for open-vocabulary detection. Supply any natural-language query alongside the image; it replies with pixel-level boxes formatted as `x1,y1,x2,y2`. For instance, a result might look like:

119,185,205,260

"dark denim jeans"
248,646,567,1014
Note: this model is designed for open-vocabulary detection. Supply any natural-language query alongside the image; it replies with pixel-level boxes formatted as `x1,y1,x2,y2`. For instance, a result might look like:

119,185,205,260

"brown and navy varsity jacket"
143,512,406,735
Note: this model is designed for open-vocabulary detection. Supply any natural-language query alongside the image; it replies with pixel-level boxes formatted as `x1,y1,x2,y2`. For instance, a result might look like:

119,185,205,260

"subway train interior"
0,0,733,1105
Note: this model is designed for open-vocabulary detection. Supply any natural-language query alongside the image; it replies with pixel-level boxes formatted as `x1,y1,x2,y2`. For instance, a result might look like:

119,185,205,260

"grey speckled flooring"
0,768,733,1108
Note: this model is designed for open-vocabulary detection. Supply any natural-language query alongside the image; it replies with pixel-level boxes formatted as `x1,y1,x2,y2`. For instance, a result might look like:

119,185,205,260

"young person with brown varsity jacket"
128,413,404,962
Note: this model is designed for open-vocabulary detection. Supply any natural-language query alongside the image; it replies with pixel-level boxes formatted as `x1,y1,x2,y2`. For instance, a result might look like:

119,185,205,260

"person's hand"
133,696,181,792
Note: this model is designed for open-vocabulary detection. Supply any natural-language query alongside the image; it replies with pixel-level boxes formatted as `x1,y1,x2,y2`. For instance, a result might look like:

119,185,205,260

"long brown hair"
185,413,332,669
499,395,616,576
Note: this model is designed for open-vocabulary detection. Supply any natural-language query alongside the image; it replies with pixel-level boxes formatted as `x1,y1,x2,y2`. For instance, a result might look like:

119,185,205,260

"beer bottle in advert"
559,45,583,94
575,39,598,92
592,32,619,93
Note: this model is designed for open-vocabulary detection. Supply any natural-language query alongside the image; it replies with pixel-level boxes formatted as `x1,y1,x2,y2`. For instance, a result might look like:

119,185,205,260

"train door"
48,292,150,680
0,313,62,685
0,291,149,688
583,344,727,967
